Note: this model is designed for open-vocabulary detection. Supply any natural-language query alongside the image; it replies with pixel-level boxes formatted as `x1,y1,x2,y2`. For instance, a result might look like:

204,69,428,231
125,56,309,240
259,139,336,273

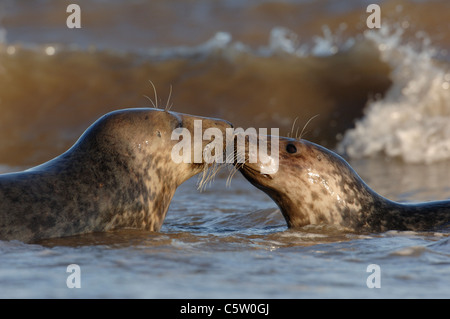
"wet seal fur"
237,136,450,232
0,108,231,243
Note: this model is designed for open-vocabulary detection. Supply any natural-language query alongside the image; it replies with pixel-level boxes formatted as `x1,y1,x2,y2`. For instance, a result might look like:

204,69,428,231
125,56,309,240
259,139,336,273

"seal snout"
232,132,283,183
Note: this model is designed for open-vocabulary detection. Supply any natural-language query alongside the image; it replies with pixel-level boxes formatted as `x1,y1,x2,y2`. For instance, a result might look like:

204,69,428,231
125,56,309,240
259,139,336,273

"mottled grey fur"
239,137,450,232
0,108,231,243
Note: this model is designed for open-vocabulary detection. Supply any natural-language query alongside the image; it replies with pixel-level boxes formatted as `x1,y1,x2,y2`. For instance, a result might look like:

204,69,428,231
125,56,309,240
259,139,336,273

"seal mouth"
241,164,273,180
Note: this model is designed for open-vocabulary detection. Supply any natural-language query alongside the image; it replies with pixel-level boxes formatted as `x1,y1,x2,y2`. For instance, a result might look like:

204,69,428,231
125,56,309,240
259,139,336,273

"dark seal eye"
286,143,297,154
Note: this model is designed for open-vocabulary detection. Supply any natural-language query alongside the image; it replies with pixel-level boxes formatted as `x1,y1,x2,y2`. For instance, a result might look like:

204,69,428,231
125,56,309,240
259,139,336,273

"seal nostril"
286,143,297,154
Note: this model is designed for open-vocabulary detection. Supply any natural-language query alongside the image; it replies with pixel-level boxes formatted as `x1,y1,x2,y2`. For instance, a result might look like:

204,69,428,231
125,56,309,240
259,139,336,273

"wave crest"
338,25,450,164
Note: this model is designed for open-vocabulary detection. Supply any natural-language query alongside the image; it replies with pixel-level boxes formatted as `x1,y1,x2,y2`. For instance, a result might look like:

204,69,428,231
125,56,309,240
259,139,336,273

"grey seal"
0,108,232,243
237,135,450,232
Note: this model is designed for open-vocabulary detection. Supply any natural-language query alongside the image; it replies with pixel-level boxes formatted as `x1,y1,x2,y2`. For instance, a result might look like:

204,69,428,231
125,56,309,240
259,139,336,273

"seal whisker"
225,148,238,163
197,162,224,191
288,117,299,138
199,160,218,191
197,136,240,191
225,164,236,187
226,162,245,187
224,150,238,187
226,168,236,187
148,80,159,109
197,165,208,191
226,148,244,167
225,147,246,187
143,94,157,109
298,114,320,140
165,84,173,112
200,164,216,189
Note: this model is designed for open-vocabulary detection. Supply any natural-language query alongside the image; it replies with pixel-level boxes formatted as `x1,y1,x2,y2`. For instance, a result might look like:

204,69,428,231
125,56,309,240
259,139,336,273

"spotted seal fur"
236,135,450,232
0,108,232,243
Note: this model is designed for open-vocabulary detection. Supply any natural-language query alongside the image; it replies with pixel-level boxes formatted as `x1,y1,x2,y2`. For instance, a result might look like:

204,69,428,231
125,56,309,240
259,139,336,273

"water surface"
0,0,449,299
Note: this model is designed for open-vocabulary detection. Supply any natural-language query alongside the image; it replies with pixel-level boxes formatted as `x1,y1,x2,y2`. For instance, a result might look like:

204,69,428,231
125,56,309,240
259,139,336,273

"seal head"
238,136,450,232
0,108,232,242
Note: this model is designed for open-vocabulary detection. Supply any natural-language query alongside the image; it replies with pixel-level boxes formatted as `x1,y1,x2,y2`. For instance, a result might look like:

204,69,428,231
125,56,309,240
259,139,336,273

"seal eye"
286,143,297,154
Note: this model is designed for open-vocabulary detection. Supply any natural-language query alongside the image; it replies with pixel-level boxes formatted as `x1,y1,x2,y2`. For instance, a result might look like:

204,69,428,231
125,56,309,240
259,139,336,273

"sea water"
0,0,449,299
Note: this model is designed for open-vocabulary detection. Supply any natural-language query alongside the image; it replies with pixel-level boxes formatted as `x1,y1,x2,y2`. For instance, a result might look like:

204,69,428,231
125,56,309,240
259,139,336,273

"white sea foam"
265,24,450,164
389,246,427,257
338,25,450,164
147,31,243,60
146,25,356,60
